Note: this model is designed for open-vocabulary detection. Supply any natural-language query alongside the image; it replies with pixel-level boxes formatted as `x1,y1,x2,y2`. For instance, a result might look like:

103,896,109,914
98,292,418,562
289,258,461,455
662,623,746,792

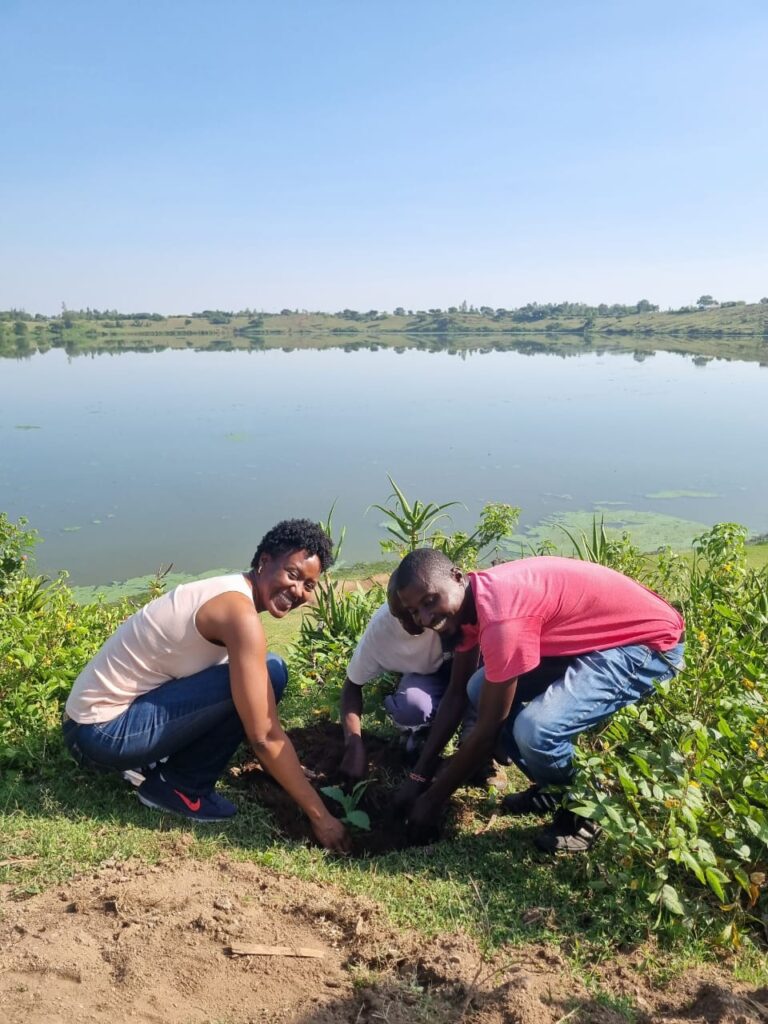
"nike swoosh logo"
174,789,202,812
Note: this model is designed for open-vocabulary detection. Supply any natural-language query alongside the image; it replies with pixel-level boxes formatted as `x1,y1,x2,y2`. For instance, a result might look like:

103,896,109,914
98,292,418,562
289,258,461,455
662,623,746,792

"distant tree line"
2,295,767,326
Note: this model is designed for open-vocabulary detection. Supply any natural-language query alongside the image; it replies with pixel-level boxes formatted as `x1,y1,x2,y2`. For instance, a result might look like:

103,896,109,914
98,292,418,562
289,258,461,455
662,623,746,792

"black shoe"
533,809,602,853
467,760,509,791
500,784,559,816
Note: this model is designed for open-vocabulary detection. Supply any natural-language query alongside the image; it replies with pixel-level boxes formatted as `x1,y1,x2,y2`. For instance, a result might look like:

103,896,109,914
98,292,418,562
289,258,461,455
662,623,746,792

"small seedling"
320,780,371,831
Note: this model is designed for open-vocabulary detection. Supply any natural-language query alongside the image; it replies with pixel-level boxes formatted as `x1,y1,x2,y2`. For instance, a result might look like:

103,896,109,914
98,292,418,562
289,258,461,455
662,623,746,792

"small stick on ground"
226,943,325,959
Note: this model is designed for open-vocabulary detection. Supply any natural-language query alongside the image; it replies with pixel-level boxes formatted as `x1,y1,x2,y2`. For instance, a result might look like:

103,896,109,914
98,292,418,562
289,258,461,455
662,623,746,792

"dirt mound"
1,855,765,1024
237,722,422,855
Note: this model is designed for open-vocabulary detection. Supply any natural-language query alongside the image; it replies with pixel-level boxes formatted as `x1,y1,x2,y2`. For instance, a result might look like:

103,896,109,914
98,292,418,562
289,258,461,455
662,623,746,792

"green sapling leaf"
345,809,371,831
320,786,346,804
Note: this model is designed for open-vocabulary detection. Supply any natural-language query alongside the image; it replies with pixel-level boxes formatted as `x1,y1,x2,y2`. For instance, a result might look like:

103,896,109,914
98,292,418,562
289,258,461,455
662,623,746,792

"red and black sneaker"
136,771,237,822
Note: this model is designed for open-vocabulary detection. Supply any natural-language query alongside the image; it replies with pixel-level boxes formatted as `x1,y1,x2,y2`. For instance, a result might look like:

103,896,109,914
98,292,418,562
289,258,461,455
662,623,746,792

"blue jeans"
467,643,685,786
61,654,288,793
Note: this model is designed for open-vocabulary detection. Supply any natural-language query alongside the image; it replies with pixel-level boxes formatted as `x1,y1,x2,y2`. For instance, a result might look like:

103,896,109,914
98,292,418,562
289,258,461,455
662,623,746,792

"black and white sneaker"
500,784,560,816
533,809,602,853
121,768,146,787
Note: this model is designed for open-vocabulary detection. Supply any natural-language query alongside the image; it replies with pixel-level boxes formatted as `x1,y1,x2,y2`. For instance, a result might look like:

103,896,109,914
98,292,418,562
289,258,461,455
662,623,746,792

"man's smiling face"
396,566,468,641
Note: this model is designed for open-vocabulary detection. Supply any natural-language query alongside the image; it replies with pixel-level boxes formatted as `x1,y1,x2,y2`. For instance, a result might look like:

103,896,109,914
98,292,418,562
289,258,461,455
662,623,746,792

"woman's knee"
266,653,288,703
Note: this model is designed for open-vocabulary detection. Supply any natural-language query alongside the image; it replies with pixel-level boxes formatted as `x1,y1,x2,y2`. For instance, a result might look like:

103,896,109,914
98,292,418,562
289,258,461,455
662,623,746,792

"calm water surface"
1,346,767,584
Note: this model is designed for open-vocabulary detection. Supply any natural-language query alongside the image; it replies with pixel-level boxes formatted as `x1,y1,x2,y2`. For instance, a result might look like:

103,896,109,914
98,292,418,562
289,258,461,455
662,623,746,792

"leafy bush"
569,524,767,943
0,515,132,769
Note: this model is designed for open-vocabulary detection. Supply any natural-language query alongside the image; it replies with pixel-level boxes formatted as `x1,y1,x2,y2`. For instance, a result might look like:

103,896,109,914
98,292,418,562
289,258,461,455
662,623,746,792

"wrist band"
408,771,431,785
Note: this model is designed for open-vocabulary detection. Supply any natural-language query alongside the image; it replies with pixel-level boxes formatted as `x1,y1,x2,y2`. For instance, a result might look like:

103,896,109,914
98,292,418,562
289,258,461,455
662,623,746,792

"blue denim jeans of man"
61,653,288,793
467,643,685,787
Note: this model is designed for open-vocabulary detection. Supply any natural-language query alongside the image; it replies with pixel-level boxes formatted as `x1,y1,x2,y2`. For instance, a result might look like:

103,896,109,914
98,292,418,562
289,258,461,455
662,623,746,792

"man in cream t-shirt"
339,597,451,781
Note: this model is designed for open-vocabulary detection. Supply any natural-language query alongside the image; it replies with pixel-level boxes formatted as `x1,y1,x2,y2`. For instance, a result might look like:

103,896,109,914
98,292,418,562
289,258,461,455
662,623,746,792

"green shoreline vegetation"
1,498,767,986
3,295,768,363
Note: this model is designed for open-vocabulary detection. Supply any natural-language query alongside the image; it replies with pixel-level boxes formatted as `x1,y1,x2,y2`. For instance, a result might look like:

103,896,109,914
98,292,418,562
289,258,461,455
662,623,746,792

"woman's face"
254,548,322,617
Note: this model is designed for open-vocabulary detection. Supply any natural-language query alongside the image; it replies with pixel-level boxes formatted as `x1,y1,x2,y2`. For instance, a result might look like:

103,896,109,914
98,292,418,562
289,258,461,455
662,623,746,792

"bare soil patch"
237,722,422,855
1,855,765,1024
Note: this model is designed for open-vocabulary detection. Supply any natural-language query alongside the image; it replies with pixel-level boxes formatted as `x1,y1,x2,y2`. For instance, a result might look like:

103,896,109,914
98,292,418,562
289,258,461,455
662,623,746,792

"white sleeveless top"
65,574,254,724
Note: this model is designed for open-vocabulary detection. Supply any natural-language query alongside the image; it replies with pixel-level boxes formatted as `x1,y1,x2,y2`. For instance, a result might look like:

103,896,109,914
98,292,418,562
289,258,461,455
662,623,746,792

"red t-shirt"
457,557,684,683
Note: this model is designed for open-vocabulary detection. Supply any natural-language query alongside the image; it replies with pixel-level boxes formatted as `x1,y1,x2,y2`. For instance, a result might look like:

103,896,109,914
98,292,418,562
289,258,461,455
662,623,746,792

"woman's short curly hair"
251,519,334,572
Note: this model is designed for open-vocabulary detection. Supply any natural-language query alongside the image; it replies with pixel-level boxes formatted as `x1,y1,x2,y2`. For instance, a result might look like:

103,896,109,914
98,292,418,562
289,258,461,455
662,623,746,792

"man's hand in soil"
405,791,443,844
311,814,351,854
392,774,429,814
339,734,367,787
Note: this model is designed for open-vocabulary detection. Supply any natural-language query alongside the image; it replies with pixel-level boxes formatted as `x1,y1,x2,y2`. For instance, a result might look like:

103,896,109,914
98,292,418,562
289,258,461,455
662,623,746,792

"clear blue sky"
2,0,766,314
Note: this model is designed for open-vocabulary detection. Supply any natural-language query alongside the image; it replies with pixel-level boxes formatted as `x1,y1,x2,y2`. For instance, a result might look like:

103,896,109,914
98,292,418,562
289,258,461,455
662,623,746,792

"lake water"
2,345,767,586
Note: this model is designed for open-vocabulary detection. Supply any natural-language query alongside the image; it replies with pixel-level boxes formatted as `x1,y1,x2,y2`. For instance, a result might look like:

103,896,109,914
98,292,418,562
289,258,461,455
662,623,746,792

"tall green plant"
372,476,520,568
371,476,460,556
558,515,647,581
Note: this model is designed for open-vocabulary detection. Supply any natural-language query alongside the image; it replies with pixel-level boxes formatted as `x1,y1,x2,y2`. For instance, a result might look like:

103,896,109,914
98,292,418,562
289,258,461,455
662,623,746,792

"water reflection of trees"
0,324,766,366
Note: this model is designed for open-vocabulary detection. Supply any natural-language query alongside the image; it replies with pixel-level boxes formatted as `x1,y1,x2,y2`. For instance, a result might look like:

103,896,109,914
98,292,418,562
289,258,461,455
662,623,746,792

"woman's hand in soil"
339,736,367,786
312,813,352,854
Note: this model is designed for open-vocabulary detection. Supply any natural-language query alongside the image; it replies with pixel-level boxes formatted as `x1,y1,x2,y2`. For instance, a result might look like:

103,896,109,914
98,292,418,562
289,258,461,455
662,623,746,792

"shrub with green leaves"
569,523,767,943
0,515,132,770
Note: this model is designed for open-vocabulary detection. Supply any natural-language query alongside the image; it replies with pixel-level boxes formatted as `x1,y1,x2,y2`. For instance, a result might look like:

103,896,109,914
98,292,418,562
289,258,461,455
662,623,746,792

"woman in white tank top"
62,519,350,853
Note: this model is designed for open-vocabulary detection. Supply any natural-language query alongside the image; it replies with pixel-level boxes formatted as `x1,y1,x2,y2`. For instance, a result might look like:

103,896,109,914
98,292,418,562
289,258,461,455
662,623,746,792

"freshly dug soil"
1,855,765,1024
237,722,432,855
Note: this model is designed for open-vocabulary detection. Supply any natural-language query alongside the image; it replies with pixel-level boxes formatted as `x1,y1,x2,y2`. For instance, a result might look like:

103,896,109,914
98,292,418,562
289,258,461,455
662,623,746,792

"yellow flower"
749,739,758,750
743,678,756,690
689,780,700,788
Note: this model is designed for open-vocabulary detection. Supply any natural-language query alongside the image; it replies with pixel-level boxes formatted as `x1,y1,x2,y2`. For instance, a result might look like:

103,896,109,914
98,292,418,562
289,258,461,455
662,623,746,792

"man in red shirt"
393,549,685,852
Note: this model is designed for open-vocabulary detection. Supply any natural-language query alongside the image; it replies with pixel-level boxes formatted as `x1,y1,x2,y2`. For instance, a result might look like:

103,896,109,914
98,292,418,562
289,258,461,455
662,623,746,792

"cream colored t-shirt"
346,603,447,685
65,574,254,724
